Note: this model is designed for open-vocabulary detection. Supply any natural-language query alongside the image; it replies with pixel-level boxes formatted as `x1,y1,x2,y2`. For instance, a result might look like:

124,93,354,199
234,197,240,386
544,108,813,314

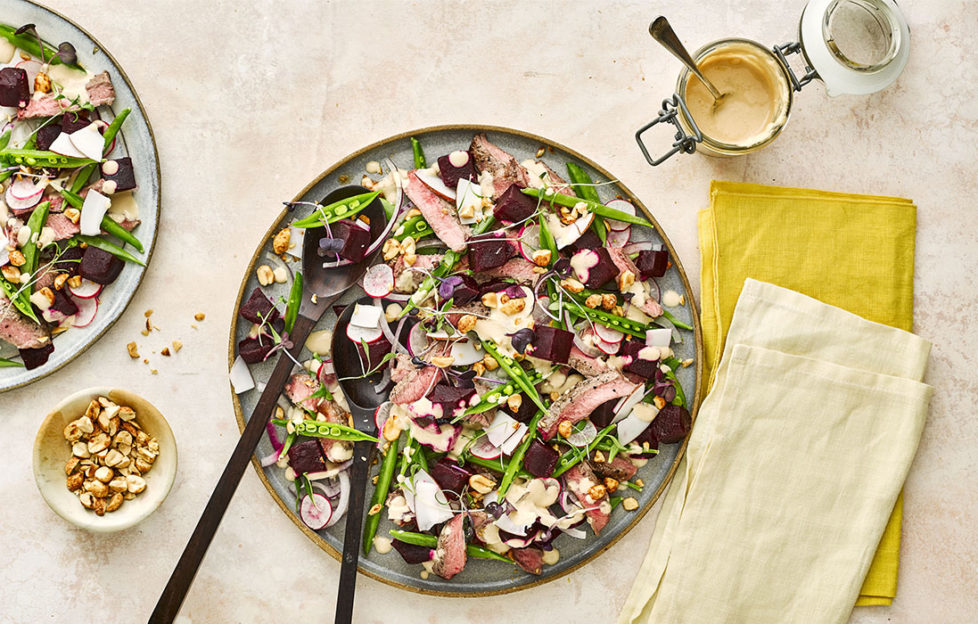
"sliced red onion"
324,470,351,528
652,314,682,344
375,299,408,355
265,421,283,452
364,191,405,257
533,272,560,321
562,525,587,539
259,450,280,467
622,241,655,255
647,277,660,303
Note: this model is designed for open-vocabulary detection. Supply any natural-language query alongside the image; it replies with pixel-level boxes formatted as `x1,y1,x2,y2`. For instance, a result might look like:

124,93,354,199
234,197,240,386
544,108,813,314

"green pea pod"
23,201,51,277
0,277,38,323
70,163,96,194
610,496,623,510
393,215,431,241
410,137,426,168
291,191,381,228
295,420,378,443
363,436,400,555
565,163,608,243
538,214,558,261
552,423,617,478
414,437,429,472
0,129,10,151
0,148,95,169
463,383,518,416
388,530,514,564
100,217,144,253
0,358,24,368
562,296,649,339
463,454,531,480
77,235,146,266
480,340,547,413
497,409,544,498
521,187,651,227
101,108,131,152
283,272,303,334
0,25,83,69
659,309,693,331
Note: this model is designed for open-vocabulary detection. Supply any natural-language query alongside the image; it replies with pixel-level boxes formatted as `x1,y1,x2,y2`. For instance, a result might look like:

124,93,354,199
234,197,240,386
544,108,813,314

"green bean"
291,191,381,228
0,148,94,169
551,423,617,478
284,272,302,333
0,358,24,368
660,309,693,331
77,235,145,266
388,530,514,564
0,25,82,69
497,409,544,498
381,197,396,221
0,277,38,323
410,137,426,168
621,480,643,492
59,189,144,252
101,108,131,152
364,436,399,555
23,201,50,277
294,420,378,443
393,215,431,241
521,187,651,227
480,340,547,413
280,431,297,462
565,163,608,244
462,454,531,480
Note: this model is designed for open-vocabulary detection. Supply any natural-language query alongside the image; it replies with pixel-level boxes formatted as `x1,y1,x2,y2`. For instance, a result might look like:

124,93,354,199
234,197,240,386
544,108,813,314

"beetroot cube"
467,233,516,273
61,111,92,134
0,68,29,107
507,392,537,423
18,343,54,370
437,151,478,189
636,249,669,279
101,156,137,192
35,125,62,151
355,333,392,371
53,244,84,275
493,184,537,223
529,325,573,364
524,439,559,477
78,246,123,285
651,404,691,444
239,287,281,325
452,274,480,304
429,458,472,499
576,248,618,288
620,339,659,379
633,424,659,453
567,229,602,254
50,287,79,317
287,440,328,474
329,220,371,263
392,539,434,564
589,399,619,429
238,336,274,364
428,383,476,418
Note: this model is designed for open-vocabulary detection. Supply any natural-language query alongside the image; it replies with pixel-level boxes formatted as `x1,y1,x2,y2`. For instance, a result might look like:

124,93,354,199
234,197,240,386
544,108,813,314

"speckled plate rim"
228,124,703,597
0,0,161,393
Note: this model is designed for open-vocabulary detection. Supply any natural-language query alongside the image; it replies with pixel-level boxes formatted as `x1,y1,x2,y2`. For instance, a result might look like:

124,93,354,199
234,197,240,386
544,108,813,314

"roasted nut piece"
499,297,526,315
592,450,606,464
105,493,124,513
588,484,607,500
112,430,132,448
54,273,68,290
622,497,639,511
0,265,20,282
559,278,584,294
272,228,291,255
603,477,620,493
506,394,523,413
84,400,101,421
456,314,477,334
103,449,125,467
108,478,128,493
33,71,51,93
557,420,574,438
118,407,136,422
653,396,667,410
531,249,552,267
79,492,94,509
601,294,617,310
617,270,636,291
126,475,147,494
126,342,140,359
481,292,498,308
256,265,275,286
7,248,25,267
472,361,485,376
585,294,602,309
87,433,111,455
95,466,114,483
92,496,106,516
66,472,84,491
468,474,496,494
134,458,154,474
64,456,81,475
482,354,499,371
71,441,90,459
86,480,109,498
431,355,455,368
63,421,84,442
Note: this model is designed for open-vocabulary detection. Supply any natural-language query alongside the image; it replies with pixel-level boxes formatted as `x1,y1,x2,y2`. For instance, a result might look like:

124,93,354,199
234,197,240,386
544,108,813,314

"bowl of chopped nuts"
33,387,177,532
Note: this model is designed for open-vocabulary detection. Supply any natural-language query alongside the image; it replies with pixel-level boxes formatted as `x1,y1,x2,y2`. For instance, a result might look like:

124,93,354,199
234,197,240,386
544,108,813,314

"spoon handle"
649,16,724,101
334,438,374,624
148,313,319,623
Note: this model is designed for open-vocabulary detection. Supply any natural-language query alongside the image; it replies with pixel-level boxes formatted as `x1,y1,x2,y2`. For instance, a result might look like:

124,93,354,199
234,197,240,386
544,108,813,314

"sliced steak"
392,252,443,294
390,362,440,405
284,372,322,411
47,213,80,241
538,371,639,441
568,345,607,377
470,133,530,199
404,171,468,252
480,257,539,283
85,72,115,107
589,455,638,482
563,462,611,535
431,513,467,580
17,93,65,119
0,294,49,350
608,247,663,318
511,546,545,575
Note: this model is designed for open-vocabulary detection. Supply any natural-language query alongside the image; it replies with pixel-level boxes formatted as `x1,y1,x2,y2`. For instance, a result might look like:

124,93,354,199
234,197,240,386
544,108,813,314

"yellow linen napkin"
700,181,917,605
619,279,932,624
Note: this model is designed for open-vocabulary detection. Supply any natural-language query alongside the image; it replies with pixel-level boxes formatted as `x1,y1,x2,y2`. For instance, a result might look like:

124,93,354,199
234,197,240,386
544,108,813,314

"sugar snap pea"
562,298,649,339
410,137,426,168
480,340,547,413
521,187,651,227
565,163,608,244
294,420,378,443
0,25,82,69
496,409,544,498
388,530,513,564
283,272,302,333
0,148,94,169
101,108,131,152
291,191,381,229
363,436,399,555
60,189,144,252
77,235,145,266
0,357,24,368
23,200,50,278
0,277,38,323
393,215,431,241
552,423,618,478
462,454,531,480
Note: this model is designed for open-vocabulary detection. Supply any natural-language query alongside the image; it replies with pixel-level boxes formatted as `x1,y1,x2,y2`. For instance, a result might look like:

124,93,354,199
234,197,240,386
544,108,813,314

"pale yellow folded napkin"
619,279,932,624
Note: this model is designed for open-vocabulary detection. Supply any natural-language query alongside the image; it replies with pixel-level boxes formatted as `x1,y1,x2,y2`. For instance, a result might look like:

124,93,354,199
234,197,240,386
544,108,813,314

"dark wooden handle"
333,437,373,624
149,314,318,623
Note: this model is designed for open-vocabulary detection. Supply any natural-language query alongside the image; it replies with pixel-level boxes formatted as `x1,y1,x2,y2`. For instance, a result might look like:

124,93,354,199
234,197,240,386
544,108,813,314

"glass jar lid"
799,0,910,96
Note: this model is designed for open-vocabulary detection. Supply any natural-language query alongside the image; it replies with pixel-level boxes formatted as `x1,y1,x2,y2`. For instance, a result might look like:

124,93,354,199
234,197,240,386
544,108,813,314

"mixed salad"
232,133,693,580
0,23,145,371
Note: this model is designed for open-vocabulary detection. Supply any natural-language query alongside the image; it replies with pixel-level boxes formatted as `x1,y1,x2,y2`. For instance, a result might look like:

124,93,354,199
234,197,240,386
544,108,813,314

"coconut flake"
49,132,87,159
229,355,255,393
68,123,105,161
79,190,111,236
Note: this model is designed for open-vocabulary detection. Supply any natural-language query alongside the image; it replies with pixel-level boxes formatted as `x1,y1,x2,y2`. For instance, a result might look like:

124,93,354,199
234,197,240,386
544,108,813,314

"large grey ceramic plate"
229,126,702,596
0,1,160,392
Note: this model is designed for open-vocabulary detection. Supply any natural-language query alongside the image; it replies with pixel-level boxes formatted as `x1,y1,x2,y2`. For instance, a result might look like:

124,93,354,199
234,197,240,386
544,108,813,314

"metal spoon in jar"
649,16,726,103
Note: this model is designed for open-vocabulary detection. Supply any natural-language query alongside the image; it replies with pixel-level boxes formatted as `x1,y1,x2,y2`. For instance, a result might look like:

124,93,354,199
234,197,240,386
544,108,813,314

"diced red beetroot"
0,68,29,107
620,339,659,379
636,249,669,279
239,288,281,325
428,383,476,418
61,111,92,134
50,287,78,317
35,124,62,151
287,440,328,474
53,244,84,275
589,399,619,429
238,336,274,364
452,274,480,305
651,404,691,444
392,539,434,564
101,156,137,192
529,325,573,364
329,220,371,263
580,247,618,288
355,333,392,371
567,229,603,253
507,392,537,423
467,232,516,273
437,152,477,189
18,343,54,370
524,439,559,477
429,458,472,499
493,184,537,223
78,246,123,285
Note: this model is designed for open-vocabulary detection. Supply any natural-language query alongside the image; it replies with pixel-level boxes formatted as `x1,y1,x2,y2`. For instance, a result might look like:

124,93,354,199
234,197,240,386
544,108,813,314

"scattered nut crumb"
126,342,139,359
144,309,153,318
194,313,205,321
681,358,694,368
622,497,639,511
172,340,183,353
150,369,158,375
160,347,171,357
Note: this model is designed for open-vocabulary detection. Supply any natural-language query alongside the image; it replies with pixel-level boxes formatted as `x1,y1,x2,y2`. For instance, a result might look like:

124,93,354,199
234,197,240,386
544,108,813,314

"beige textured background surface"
2,1,976,622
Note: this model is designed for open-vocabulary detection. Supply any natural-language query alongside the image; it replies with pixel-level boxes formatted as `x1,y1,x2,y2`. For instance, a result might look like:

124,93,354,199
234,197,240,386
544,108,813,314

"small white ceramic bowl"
33,387,177,532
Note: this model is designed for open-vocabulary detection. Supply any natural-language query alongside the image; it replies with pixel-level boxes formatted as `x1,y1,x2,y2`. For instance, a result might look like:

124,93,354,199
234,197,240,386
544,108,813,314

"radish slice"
414,169,456,201
8,176,44,200
604,199,636,231
565,420,597,447
363,263,394,298
49,132,87,159
518,223,541,262
606,226,630,247
597,338,620,355
68,123,106,162
80,190,111,236
229,355,255,393
300,493,333,530
487,410,520,447
595,324,624,344
469,435,502,460
347,323,383,344
374,401,393,432
68,278,103,299
4,181,42,211
70,296,98,328
407,322,428,356
500,422,528,455
573,327,603,357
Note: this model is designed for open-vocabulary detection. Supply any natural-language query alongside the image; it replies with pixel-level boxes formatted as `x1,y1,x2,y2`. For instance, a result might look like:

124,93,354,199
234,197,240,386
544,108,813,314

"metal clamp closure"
774,42,819,91
635,94,703,167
